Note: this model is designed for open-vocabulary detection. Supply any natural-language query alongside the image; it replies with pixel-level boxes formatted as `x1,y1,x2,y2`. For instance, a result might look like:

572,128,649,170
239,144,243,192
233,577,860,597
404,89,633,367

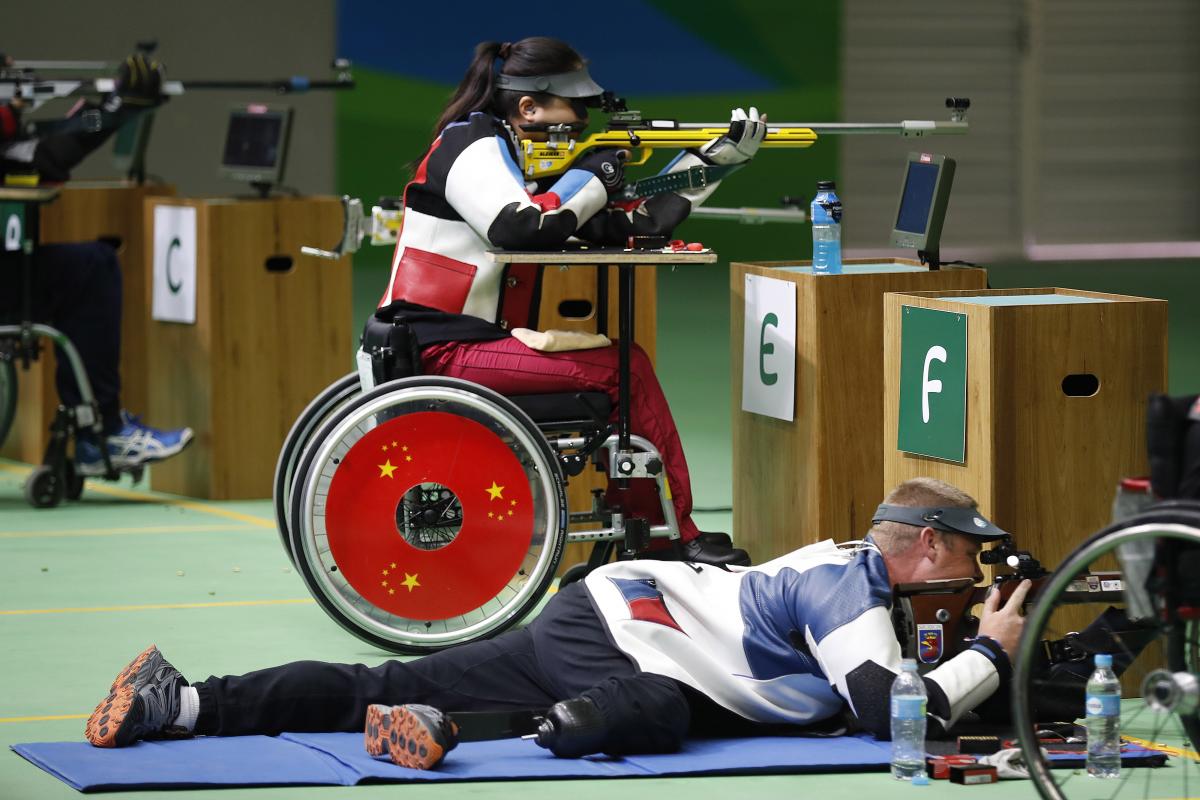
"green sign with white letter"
2,202,24,253
897,305,967,462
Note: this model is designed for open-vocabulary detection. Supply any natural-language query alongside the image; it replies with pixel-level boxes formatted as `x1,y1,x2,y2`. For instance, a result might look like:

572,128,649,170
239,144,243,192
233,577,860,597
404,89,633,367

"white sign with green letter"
151,205,198,325
741,273,796,421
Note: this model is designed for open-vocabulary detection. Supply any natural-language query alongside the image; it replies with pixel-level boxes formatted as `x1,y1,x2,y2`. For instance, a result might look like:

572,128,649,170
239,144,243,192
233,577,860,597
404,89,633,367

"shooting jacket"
381,112,723,335
584,539,1008,735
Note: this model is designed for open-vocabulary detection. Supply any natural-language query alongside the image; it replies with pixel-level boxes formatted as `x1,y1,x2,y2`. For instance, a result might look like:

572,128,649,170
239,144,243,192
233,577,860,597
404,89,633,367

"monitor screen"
889,152,956,255
219,105,292,185
895,162,940,235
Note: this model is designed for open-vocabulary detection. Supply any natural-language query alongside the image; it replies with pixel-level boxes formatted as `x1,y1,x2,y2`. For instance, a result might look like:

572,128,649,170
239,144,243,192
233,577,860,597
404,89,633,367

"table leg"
618,264,633,452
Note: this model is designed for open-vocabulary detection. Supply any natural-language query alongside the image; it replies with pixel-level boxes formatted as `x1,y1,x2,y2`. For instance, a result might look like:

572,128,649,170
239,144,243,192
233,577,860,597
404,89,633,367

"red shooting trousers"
421,337,701,543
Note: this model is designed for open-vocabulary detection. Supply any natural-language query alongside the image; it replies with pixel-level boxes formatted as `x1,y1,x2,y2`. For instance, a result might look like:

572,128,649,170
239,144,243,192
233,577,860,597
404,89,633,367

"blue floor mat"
12,732,894,792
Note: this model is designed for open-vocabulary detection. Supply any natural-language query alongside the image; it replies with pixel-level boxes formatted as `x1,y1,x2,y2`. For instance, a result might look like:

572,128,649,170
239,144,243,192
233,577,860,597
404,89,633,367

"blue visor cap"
872,504,1010,540
495,66,606,106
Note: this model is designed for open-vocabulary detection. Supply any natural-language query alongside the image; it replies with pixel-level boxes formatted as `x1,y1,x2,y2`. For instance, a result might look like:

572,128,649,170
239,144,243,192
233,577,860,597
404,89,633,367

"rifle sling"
622,162,744,201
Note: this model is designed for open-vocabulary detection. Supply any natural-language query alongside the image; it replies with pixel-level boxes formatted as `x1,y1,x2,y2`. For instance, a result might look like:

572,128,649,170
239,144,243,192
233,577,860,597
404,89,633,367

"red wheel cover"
324,411,535,620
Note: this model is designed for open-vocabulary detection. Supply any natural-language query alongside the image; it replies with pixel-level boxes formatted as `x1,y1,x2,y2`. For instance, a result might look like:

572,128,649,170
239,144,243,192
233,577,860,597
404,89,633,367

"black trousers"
193,583,746,753
0,242,123,432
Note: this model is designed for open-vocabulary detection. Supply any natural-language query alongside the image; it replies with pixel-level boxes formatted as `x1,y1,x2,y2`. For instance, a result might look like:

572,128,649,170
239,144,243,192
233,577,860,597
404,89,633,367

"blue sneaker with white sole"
76,411,194,476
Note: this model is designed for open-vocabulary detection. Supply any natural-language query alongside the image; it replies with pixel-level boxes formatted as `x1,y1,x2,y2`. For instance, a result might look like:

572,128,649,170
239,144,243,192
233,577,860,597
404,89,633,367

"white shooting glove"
698,106,767,166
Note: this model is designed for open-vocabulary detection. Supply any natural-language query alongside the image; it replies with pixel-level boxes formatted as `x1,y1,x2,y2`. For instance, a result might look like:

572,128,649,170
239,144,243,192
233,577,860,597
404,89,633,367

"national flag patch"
609,578,685,633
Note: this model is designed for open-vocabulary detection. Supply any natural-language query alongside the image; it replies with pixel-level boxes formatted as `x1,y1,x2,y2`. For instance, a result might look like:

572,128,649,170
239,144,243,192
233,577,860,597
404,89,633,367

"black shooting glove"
115,53,165,107
575,148,627,195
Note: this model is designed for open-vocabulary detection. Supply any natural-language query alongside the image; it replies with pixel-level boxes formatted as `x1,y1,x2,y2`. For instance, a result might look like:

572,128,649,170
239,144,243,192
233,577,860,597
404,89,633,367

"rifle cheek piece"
871,504,1010,541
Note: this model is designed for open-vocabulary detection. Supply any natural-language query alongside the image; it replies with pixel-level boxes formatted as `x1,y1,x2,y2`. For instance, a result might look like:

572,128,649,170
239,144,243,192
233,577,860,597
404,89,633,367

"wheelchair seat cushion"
509,392,611,424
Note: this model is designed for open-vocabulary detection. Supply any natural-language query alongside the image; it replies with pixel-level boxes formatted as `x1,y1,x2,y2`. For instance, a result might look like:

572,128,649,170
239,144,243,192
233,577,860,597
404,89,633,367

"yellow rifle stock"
520,124,818,183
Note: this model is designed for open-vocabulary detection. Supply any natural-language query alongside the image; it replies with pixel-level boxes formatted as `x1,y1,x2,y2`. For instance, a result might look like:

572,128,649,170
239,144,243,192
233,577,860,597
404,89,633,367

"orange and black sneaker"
85,645,190,748
364,703,459,770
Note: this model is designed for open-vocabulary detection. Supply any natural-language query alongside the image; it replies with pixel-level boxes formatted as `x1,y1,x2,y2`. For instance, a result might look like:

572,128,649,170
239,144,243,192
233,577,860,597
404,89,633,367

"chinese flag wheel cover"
324,411,536,620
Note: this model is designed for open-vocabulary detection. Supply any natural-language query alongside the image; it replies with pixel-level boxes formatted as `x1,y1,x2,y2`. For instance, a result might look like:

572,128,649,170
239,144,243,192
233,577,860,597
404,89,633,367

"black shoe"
681,537,751,566
86,645,189,748
365,703,459,770
697,531,733,549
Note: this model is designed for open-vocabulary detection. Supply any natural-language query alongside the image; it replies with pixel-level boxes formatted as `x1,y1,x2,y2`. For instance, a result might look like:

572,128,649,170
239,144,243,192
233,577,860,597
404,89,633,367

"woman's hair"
432,37,585,136
869,477,979,556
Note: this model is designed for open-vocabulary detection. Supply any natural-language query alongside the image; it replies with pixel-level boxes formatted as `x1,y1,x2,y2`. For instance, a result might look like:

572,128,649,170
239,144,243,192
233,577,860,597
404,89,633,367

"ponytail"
431,37,586,137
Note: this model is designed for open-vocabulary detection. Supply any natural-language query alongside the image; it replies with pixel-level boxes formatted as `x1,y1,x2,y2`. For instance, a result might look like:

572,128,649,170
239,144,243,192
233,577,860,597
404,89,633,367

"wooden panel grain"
733,261,987,564
148,196,351,499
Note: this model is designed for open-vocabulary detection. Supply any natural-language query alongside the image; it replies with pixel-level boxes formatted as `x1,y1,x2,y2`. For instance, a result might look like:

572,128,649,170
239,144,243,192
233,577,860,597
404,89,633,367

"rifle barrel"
672,121,968,136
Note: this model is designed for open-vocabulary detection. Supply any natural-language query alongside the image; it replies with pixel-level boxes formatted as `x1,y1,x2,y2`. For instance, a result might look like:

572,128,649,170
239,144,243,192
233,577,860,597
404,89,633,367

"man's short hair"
870,477,978,556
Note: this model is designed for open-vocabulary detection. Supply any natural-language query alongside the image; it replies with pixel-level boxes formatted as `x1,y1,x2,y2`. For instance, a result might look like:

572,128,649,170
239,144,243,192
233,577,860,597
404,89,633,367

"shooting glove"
575,147,627,194
115,53,164,107
699,106,766,166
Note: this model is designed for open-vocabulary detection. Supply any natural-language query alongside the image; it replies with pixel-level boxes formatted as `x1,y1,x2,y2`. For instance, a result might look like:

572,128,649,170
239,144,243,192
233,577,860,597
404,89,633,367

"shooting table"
488,248,716,572
143,195,351,499
731,259,987,563
1,182,175,464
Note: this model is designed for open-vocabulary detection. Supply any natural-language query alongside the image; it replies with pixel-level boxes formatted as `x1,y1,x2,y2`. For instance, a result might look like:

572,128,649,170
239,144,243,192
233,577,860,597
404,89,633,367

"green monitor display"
218,104,293,192
889,151,956,268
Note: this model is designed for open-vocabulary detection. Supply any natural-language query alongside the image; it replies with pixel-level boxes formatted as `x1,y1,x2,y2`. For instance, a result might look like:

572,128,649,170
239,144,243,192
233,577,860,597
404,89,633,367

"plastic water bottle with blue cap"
810,180,842,275
1086,653,1121,778
890,659,927,780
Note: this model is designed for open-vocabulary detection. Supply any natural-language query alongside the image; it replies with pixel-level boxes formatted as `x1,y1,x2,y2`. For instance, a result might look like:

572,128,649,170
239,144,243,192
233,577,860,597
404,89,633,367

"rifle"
520,96,972,201
891,537,1125,669
0,42,354,138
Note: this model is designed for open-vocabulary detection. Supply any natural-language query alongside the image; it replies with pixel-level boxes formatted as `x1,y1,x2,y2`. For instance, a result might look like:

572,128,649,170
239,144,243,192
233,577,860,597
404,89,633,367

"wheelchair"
1011,395,1200,800
0,186,139,508
275,307,683,654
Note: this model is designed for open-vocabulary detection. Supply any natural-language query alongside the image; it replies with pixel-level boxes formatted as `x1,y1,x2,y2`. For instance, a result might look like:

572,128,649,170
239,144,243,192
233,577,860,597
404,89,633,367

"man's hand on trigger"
699,107,768,166
976,579,1032,657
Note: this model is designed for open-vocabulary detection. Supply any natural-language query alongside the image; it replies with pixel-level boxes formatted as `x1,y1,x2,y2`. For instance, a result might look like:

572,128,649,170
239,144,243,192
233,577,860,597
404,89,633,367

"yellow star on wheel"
390,562,397,569
392,441,398,448
382,569,389,576
486,481,505,501
378,460,397,479
381,580,388,587
388,588,395,595
402,573,421,592
381,444,388,452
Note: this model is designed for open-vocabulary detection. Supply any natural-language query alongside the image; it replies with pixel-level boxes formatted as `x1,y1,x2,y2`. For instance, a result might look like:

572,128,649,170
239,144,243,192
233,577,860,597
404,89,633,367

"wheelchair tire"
25,464,64,508
1012,501,1200,800
273,372,360,567
290,376,567,654
0,359,15,450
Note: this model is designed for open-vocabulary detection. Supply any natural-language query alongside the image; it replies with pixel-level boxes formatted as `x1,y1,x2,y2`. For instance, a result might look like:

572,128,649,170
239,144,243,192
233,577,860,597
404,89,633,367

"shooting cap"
872,504,1009,541
495,66,606,106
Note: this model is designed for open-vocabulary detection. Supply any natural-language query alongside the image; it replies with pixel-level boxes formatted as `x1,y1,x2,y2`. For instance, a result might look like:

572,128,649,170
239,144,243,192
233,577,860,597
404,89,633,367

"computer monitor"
111,112,155,183
218,104,293,196
889,151,956,269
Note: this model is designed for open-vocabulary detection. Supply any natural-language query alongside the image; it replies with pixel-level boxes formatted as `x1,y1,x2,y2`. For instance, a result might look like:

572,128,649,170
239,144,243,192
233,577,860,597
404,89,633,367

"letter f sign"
921,345,948,423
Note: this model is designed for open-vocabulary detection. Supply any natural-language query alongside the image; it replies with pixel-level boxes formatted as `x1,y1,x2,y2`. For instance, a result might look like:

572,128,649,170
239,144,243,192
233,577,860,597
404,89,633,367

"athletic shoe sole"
85,684,139,748
364,704,456,770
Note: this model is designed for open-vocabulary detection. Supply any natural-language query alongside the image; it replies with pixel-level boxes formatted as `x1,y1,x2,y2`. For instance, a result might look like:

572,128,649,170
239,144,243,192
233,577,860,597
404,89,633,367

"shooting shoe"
364,703,459,770
85,645,190,748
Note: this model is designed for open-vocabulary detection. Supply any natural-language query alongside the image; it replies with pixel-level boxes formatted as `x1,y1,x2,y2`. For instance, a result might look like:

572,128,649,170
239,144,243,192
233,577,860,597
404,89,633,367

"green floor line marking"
0,714,88,723
0,523,261,539
0,598,314,616
0,462,274,528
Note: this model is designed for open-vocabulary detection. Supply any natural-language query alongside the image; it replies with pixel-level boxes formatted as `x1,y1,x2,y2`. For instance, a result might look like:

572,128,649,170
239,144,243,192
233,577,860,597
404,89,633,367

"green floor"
1,460,1196,799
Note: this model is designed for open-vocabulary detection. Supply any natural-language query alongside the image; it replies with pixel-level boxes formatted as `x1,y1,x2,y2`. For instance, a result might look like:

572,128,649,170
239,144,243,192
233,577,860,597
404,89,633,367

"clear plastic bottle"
810,180,843,275
890,658,927,780
1086,653,1122,778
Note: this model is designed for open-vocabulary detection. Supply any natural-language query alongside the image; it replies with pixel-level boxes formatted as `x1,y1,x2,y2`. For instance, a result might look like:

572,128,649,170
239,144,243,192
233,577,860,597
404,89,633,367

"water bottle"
890,659,927,780
810,180,843,275
1086,653,1122,778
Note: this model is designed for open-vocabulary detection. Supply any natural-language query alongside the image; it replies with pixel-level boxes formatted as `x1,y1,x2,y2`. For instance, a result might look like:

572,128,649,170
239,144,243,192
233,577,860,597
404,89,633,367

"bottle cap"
901,658,919,671
816,180,837,190
1094,653,1113,668
911,774,930,786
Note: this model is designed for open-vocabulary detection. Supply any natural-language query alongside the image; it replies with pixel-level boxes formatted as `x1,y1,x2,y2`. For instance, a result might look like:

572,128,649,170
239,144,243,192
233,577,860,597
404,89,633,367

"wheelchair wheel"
273,372,360,567
25,464,64,508
290,376,567,653
1013,502,1200,800
0,358,15,449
